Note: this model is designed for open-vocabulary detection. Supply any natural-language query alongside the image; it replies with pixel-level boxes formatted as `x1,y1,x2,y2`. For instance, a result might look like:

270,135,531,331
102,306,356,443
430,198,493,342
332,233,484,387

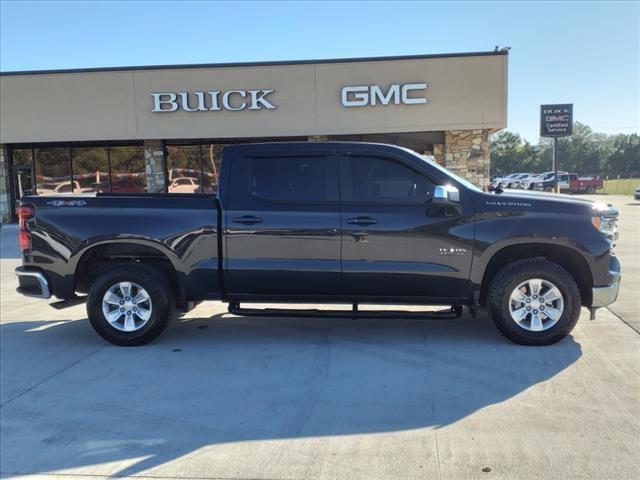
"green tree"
490,131,526,175
605,134,640,173
492,122,637,176
490,131,543,175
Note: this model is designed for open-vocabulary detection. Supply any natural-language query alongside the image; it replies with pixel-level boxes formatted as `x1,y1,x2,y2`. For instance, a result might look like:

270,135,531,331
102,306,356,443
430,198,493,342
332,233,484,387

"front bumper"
15,267,51,299
591,257,621,308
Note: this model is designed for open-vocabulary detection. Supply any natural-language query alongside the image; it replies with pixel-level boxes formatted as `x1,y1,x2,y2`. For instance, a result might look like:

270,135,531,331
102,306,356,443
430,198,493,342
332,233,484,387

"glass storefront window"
35,147,72,195
167,145,202,193
12,148,33,167
72,146,109,193
11,149,35,203
110,145,146,193
201,143,223,194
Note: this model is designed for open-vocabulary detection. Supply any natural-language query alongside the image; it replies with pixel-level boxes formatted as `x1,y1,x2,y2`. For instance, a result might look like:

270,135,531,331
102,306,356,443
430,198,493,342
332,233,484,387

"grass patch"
602,178,639,196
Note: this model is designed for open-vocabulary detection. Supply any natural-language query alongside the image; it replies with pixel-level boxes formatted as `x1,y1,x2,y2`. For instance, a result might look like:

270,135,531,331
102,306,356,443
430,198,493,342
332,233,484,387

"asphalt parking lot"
1,194,638,480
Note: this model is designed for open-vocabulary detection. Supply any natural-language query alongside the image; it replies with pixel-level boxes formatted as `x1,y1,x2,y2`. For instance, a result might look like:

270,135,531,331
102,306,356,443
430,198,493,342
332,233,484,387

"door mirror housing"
433,185,460,204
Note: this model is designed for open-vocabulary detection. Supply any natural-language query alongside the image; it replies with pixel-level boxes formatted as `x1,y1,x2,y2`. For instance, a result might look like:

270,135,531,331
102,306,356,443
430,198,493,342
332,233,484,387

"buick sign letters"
151,90,277,112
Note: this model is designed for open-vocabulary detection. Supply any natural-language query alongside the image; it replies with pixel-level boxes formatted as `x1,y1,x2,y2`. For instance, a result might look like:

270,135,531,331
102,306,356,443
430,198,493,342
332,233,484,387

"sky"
1,0,638,143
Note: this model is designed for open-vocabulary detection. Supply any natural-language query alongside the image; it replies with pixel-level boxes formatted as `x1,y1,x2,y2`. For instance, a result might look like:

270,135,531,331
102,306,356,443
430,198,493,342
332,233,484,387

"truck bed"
20,193,221,302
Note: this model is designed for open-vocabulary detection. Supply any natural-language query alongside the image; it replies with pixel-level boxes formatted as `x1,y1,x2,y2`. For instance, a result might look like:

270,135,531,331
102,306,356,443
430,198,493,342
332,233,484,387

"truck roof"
221,141,427,157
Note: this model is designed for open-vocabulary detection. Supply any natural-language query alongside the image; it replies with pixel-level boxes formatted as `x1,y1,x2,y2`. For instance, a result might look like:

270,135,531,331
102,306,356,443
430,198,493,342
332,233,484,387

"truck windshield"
407,150,483,193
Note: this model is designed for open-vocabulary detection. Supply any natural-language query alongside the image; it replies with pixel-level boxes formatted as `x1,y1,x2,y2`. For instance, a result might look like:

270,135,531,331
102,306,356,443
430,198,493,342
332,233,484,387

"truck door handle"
233,215,263,224
346,216,377,225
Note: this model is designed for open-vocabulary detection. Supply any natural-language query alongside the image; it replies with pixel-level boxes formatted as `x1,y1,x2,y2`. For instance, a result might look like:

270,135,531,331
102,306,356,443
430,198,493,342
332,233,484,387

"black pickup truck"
15,142,621,346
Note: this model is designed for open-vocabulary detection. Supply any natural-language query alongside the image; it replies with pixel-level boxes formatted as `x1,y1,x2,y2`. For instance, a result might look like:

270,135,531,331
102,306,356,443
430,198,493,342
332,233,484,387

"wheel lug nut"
133,307,137,311
533,310,538,314
526,299,531,303
526,306,531,311
125,297,130,301
132,300,136,304
127,311,131,315
120,308,124,312
119,300,124,305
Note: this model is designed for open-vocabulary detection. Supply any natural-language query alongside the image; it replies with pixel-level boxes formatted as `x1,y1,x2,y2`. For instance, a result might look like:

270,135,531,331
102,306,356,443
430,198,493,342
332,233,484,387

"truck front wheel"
487,259,581,346
87,264,175,346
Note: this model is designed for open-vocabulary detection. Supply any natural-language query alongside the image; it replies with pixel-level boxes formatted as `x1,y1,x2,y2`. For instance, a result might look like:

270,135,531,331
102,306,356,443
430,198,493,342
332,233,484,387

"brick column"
0,146,11,224
143,140,166,193
444,129,490,189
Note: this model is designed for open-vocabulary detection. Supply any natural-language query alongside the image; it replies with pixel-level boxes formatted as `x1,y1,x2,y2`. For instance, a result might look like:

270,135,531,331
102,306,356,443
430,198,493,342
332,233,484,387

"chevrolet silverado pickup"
15,142,621,346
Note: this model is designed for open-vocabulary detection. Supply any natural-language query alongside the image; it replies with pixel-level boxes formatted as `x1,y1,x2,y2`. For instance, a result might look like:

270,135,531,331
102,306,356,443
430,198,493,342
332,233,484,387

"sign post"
540,104,573,193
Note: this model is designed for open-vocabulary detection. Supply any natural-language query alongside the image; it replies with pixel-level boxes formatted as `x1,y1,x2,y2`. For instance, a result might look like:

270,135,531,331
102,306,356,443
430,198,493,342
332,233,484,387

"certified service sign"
540,104,573,137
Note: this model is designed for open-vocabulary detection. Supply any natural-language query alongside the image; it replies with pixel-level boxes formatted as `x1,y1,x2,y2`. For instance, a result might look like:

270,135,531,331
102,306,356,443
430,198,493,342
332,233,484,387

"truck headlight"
591,216,618,239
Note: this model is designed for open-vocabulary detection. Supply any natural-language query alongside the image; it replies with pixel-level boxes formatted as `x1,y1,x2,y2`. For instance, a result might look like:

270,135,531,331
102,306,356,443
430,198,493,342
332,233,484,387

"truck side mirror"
433,185,460,204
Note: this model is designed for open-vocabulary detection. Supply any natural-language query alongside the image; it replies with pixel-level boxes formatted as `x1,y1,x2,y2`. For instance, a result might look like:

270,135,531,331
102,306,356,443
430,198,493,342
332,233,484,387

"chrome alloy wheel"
508,278,564,332
101,281,152,332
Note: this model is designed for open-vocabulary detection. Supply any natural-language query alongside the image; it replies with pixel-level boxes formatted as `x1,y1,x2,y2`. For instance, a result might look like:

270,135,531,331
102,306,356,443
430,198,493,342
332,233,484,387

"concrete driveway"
1,195,638,480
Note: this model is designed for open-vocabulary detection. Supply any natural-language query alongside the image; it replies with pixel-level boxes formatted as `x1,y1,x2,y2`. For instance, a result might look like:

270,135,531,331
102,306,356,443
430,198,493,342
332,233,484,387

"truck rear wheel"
487,259,581,346
87,264,175,346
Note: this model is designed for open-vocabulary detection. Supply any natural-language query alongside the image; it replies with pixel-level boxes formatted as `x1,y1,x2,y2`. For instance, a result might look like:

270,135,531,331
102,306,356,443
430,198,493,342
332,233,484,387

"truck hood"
484,189,618,215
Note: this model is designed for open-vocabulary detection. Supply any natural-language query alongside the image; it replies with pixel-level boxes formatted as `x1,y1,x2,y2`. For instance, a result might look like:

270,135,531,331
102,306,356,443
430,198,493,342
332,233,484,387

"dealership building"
0,50,508,223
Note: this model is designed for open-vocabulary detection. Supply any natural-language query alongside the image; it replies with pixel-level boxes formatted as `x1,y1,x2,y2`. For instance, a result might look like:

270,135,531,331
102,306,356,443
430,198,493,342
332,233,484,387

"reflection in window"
347,156,434,203
12,149,33,167
72,146,109,193
201,144,222,193
11,149,35,200
251,156,333,202
167,145,201,193
35,147,72,195
110,145,146,193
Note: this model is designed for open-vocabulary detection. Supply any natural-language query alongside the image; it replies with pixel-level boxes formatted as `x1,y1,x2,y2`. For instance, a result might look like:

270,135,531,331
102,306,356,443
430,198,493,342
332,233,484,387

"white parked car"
491,173,526,189
169,177,200,193
509,173,535,189
36,181,93,195
522,172,553,190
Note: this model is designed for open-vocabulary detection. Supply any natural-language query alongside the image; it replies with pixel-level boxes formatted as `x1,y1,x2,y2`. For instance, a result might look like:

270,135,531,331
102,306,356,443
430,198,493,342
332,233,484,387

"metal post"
553,137,559,193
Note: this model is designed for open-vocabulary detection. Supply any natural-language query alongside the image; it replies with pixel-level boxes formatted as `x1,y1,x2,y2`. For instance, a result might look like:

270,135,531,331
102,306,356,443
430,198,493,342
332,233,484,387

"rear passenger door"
224,145,341,297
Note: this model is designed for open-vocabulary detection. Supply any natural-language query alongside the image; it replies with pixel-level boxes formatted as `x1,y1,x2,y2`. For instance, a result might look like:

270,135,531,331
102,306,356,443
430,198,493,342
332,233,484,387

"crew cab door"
338,147,474,300
223,145,341,297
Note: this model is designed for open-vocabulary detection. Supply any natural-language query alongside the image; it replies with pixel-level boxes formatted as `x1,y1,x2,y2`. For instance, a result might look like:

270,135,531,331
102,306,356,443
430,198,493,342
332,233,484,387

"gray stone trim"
144,141,166,193
0,145,11,223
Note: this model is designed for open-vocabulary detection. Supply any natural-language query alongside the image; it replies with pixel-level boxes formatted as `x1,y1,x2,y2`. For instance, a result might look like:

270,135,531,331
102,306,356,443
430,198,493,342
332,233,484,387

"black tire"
487,258,581,346
87,264,175,346
544,186,554,192
587,186,596,194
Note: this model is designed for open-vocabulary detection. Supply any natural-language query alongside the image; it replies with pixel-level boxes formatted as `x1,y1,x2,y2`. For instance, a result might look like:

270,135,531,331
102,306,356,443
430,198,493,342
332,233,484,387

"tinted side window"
251,156,336,203
345,155,434,203
559,174,569,182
